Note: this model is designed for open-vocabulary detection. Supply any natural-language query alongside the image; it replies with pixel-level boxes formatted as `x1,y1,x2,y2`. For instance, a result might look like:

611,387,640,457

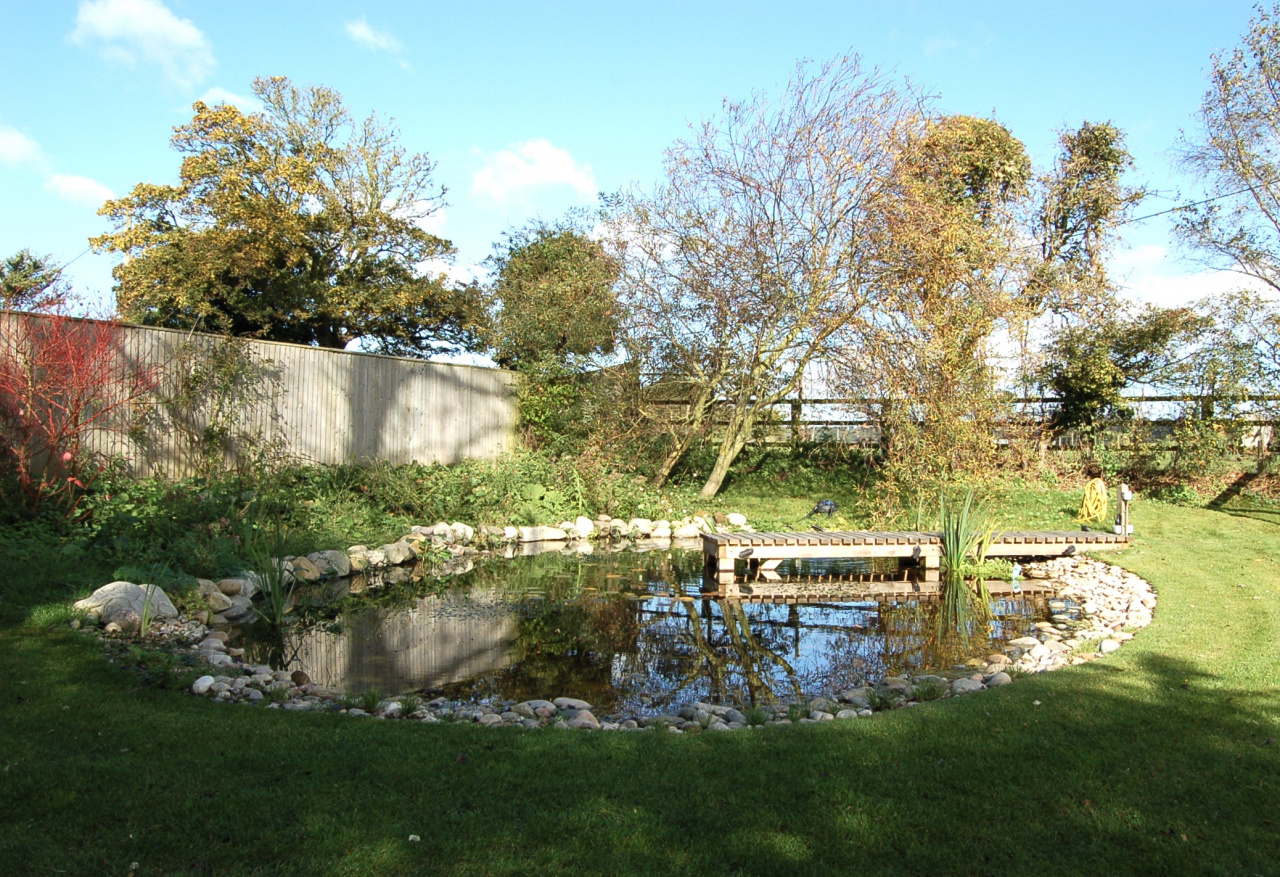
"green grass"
1,479,1279,874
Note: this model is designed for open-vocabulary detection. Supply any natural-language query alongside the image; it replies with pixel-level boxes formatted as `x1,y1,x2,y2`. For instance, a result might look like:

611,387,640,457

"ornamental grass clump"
937,489,997,641
242,514,294,629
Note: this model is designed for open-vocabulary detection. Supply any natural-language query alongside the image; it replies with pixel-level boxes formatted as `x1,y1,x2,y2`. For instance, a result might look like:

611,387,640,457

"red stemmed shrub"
0,311,158,519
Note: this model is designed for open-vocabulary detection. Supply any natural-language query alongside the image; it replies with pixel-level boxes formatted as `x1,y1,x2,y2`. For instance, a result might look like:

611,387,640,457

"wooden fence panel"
1,312,518,479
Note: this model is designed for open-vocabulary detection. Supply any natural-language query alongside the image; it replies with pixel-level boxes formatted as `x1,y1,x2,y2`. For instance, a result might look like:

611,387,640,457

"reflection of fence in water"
288,589,518,695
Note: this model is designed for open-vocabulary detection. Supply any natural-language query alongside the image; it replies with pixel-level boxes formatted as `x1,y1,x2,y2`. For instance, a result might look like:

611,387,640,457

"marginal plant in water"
242,513,293,628
937,489,997,641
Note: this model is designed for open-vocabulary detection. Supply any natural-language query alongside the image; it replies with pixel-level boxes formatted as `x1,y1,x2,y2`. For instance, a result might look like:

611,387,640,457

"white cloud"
197,86,261,114
1112,244,1275,308
471,139,597,205
45,173,115,207
344,17,401,53
0,126,42,166
70,0,215,89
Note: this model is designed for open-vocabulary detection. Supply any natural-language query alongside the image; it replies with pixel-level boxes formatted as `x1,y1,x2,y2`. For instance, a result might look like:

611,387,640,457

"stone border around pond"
75,552,1157,733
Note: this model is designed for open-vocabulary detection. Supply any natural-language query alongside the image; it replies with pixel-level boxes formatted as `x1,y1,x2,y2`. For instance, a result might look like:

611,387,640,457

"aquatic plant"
937,489,997,641
242,514,294,628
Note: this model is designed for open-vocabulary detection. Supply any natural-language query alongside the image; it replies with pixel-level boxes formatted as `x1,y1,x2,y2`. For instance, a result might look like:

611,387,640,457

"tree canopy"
92,76,482,356
0,250,69,312
484,217,619,371
609,55,917,496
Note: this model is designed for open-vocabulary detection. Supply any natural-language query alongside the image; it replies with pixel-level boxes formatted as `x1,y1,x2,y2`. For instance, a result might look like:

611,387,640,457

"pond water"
245,548,1055,715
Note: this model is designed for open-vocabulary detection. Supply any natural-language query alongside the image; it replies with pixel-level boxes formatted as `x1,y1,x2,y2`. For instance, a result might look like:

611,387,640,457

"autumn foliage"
0,311,157,518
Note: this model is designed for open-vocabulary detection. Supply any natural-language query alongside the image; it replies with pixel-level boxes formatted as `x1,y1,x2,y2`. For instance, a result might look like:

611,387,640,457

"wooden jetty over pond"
701,528,1129,585
701,488,1132,586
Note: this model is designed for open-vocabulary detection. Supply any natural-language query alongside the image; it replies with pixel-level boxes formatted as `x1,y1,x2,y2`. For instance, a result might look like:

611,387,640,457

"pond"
245,547,1056,716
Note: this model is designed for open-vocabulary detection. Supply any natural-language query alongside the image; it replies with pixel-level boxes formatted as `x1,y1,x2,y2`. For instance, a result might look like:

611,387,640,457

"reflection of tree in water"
294,547,1052,714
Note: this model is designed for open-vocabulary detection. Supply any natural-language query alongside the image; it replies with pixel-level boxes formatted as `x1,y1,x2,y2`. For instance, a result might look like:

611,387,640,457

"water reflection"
251,548,1049,714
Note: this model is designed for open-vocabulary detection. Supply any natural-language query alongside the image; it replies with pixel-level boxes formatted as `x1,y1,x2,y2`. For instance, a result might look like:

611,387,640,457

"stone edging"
78,554,1157,733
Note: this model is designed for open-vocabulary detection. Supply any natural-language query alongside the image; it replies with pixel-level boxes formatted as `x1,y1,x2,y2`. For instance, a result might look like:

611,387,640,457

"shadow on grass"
1,628,1277,877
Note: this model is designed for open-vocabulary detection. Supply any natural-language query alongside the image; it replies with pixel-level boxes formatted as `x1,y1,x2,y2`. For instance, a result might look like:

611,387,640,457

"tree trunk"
651,387,715,488
699,410,753,497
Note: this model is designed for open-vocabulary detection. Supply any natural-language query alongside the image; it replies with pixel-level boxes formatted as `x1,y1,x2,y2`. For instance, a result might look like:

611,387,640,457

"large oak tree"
93,76,482,356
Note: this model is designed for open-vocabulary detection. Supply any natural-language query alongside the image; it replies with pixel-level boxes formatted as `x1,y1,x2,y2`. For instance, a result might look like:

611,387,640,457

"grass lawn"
1,488,1278,875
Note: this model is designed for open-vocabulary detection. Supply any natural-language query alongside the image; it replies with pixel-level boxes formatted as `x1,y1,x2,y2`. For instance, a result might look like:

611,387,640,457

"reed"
242,514,294,629
937,489,997,640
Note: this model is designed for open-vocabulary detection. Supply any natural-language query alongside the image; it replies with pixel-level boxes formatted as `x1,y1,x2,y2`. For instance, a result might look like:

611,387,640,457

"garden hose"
1078,478,1108,522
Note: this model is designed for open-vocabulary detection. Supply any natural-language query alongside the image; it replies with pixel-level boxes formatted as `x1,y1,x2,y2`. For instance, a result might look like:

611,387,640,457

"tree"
1037,305,1209,434
609,56,917,496
485,217,619,371
484,216,620,451
1176,4,1280,292
839,115,1032,483
92,76,482,356
0,250,69,312
1028,122,1145,317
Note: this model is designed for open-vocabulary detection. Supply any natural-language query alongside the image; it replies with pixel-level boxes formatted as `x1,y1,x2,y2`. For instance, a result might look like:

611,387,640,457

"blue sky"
0,1,1266,318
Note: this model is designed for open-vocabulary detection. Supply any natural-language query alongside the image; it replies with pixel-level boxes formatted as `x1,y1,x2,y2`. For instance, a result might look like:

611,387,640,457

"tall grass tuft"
242,513,294,629
937,489,997,641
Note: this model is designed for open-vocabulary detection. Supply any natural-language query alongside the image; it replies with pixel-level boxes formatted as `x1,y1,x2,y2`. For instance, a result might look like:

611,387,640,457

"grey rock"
202,590,233,613
566,710,600,730
74,582,178,624
222,595,254,620
1099,638,1122,654
722,708,748,725
643,714,683,728
519,526,568,543
835,709,859,720
553,697,592,711
951,678,986,694
379,542,416,566
308,549,351,578
192,675,215,695
986,672,1013,687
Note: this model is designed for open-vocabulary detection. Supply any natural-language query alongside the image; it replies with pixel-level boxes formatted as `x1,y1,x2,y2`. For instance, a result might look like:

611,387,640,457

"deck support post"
1117,483,1132,539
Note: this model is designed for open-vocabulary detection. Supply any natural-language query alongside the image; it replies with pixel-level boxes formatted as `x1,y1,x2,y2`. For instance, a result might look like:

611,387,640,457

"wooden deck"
701,528,1129,585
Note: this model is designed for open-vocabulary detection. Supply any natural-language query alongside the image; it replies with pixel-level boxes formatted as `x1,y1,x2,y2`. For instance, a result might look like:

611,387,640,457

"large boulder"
74,582,178,628
379,542,416,566
307,549,351,578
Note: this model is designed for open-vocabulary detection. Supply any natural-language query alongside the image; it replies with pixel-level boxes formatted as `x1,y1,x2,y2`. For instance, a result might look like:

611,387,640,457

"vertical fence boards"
2,313,517,478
